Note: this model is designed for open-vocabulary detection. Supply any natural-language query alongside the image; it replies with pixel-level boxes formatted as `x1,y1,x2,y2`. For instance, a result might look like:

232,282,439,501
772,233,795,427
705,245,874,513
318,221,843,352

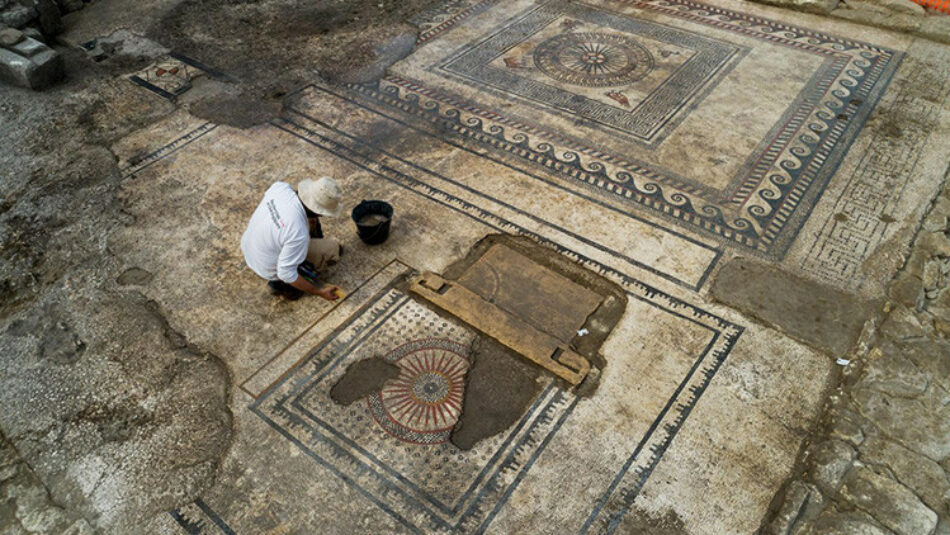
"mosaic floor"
94,0,950,532
378,0,906,258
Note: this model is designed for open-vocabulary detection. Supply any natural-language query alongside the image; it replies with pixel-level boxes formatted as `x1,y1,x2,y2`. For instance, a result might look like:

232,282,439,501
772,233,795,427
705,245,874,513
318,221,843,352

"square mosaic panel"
251,289,577,533
350,0,904,257
129,53,224,100
130,56,204,99
437,1,746,144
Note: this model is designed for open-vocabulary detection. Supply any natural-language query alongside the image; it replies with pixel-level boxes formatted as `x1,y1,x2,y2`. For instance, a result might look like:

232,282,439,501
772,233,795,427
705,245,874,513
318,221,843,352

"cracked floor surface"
1,0,950,533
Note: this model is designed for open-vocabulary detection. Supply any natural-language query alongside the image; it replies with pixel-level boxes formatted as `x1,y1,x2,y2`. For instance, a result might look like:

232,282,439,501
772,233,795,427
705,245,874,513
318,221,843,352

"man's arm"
277,235,338,301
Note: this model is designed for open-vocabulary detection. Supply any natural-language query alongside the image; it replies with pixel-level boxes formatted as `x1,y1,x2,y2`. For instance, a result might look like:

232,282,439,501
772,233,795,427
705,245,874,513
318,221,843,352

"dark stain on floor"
330,357,401,405
148,0,436,127
450,336,542,450
711,257,880,356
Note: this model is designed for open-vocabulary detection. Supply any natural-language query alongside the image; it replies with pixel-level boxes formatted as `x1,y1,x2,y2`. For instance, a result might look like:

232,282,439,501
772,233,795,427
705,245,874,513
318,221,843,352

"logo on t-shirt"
266,199,285,229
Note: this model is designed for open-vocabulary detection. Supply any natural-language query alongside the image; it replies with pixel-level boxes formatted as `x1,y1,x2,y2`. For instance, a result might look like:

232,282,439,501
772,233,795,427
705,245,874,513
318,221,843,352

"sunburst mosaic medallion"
368,338,470,445
533,32,654,87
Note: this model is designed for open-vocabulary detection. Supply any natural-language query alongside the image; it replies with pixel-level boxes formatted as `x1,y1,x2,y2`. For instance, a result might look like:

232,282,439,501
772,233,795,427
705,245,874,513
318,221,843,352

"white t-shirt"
241,182,309,283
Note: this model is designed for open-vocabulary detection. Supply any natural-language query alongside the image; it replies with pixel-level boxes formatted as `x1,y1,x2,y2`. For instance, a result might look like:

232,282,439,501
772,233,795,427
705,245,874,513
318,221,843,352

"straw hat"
298,176,343,218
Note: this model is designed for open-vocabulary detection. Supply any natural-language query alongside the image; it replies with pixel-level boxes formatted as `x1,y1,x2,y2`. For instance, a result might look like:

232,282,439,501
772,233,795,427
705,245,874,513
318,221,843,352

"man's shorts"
306,238,342,270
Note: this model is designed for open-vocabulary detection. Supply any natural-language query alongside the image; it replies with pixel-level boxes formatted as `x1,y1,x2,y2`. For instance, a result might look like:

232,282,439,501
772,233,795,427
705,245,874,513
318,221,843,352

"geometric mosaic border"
272,116,745,533
286,87,721,291
362,0,904,258
169,499,235,534
800,45,950,285
251,289,578,533
120,122,218,179
250,280,741,534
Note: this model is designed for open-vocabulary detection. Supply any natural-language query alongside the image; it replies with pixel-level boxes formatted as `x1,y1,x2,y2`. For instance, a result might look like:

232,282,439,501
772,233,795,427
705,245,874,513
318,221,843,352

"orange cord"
911,0,950,13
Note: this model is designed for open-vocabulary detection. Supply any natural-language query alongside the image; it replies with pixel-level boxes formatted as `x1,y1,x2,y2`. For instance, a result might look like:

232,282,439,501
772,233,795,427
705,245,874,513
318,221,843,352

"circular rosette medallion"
533,32,654,87
368,339,470,445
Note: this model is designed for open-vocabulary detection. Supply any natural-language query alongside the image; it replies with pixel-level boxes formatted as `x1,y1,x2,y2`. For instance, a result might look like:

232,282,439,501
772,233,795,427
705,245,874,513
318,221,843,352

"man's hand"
289,275,340,301
315,286,341,302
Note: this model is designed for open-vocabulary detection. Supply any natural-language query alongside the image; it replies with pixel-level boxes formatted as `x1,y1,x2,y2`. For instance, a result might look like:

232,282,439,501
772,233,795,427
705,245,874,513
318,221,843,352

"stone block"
851,387,950,460
922,198,950,232
763,480,825,535
828,408,866,446
0,26,22,46
0,35,61,89
840,466,938,535
806,439,856,496
33,0,62,35
857,348,929,397
923,258,944,290
0,4,35,28
0,46,32,86
919,231,950,258
896,338,950,397
21,25,40,41
54,0,82,13
9,33,45,56
859,435,950,514
808,510,893,535
888,270,923,308
935,317,950,338
879,305,925,340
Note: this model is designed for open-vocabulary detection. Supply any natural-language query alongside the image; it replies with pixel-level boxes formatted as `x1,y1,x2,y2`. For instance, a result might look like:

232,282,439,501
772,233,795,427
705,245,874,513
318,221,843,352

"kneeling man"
241,177,344,301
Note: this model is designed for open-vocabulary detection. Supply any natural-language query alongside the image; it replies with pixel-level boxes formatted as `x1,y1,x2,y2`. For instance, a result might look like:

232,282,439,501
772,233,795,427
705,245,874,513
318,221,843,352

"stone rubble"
764,180,950,534
0,0,88,31
0,28,62,89
0,0,91,90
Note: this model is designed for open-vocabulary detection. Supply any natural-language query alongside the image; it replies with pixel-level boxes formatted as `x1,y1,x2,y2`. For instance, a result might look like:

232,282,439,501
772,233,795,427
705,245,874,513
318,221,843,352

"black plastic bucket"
351,200,393,245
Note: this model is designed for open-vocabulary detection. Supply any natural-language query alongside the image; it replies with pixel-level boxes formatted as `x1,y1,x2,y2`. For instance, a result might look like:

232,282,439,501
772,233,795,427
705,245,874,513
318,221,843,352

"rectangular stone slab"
411,271,591,385
457,244,603,341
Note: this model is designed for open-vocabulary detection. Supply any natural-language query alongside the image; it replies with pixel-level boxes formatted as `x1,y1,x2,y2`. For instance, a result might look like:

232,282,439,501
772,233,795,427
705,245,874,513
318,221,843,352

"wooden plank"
410,271,590,385
457,244,603,341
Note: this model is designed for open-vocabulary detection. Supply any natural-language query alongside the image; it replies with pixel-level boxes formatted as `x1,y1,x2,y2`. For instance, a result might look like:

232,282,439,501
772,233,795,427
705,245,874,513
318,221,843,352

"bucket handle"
364,223,387,241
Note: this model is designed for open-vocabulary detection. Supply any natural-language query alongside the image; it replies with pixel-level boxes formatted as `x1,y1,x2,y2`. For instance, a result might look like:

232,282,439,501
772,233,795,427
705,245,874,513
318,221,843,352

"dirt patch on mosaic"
149,0,433,126
450,336,543,450
711,257,881,356
429,235,627,446
330,357,401,405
